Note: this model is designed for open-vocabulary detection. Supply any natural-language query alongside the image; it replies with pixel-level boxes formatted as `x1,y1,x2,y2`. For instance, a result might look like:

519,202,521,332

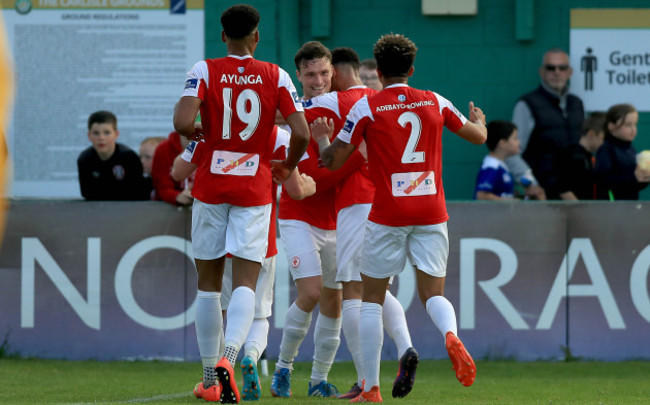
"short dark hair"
294,41,332,71
373,34,417,78
360,58,377,70
331,47,360,70
604,103,637,137
221,4,260,40
486,120,516,151
582,112,606,135
88,110,117,131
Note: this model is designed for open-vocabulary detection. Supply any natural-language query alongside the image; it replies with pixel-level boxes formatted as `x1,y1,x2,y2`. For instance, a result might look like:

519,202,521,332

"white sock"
311,313,341,384
426,295,458,338
276,302,312,370
341,299,363,385
359,302,383,391
244,318,269,362
195,290,222,387
383,291,413,358
223,286,256,364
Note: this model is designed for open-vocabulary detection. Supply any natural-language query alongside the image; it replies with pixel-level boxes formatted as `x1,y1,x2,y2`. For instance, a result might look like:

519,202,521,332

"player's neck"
382,77,408,87
226,42,255,58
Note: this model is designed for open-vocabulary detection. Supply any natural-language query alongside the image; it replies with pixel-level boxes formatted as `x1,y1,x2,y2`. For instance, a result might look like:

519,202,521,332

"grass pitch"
1,358,649,404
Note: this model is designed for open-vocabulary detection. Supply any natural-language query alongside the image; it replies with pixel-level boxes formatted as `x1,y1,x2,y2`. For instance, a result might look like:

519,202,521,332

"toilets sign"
570,9,650,111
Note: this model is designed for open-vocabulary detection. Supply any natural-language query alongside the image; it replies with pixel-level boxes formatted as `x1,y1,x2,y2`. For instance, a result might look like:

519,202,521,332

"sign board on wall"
570,9,650,112
1,0,204,197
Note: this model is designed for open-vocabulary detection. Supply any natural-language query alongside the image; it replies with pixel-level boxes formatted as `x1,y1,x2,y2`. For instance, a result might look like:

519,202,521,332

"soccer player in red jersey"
301,47,416,400
311,34,487,402
272,41,359,399
173,5,309,403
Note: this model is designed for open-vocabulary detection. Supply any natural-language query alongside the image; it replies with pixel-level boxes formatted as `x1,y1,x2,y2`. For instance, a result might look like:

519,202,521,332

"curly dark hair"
221,4,260,40
373,34,418,78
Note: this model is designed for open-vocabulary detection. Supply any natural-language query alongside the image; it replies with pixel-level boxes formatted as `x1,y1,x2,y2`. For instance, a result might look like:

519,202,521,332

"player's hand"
271,159,293,184
469,101,486,126
300,173,316,198
310,117,335,141
185,121,203,141
176,188,194,206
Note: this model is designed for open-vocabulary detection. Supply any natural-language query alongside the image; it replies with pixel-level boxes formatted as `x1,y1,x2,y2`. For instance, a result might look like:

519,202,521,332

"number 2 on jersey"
222,88,261,141
399,111,424,164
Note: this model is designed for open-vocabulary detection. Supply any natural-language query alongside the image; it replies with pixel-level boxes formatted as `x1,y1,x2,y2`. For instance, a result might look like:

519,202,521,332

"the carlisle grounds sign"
570,9,650,112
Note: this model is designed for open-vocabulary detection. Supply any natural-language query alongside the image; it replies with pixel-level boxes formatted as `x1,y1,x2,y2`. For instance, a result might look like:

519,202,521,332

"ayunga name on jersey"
376,99,435,112
220,74,263,85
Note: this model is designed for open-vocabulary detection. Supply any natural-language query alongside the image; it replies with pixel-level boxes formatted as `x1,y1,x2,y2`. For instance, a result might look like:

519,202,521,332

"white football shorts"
335,203,371,283
191,199,271,263
278,219,340,290
361,221,449,279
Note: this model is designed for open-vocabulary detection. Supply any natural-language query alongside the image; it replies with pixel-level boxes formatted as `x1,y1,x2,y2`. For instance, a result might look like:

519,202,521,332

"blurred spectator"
474,121,521,201
556,112,606,200
139,136,165,200
359,58,382,91
77,110,149,201
508,48,584,199
595,104,650,200
151,131,194,206
139,136,165,176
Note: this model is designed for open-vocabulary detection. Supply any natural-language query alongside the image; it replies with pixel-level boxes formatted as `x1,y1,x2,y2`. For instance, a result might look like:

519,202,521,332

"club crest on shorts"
291,256,301,268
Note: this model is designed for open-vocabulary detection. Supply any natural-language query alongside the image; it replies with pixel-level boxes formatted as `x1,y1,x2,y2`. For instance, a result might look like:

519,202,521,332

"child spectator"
556,112,605,200
151,131,193,206
139,136,165,177
595,104,650,200
474,121,520,200
77,110,149,201
139,136,165,200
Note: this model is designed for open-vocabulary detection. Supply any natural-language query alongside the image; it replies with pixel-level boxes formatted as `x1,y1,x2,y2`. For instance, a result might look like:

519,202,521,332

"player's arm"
310,117,356,170
456,101,487,145
171,152,197,182
283,169,316,200
173,97,202,139
272,112,310,183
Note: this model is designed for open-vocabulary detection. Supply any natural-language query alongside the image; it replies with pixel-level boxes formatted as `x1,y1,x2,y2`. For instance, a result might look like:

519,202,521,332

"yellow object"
637,150,650,171
0,9,14,248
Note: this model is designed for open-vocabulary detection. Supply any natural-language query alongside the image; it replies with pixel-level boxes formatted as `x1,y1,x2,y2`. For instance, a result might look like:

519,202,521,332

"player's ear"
221,30,227,43
407,66,415,77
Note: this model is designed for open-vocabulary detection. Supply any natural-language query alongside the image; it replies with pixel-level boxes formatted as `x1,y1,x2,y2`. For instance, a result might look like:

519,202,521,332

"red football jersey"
338,84,467,226
182,127,289,258
181,55,302,206
303,86,377,212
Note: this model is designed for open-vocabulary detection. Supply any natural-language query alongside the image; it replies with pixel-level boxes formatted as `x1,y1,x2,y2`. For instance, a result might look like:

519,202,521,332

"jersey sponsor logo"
376,100,435,112
184,78,198,90
210,150,260,176
342,119,354,133
391,171,437,197
219,74,263,85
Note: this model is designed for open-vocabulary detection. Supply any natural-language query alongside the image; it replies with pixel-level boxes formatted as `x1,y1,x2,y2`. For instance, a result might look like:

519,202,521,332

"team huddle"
172,4,486,404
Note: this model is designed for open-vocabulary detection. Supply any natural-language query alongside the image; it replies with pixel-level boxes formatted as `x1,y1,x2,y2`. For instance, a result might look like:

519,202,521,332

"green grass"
1,358,649,404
